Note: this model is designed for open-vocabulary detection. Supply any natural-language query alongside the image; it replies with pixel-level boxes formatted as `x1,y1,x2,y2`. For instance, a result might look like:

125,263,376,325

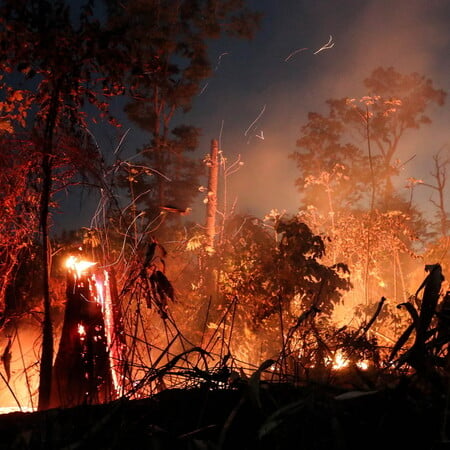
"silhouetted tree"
0,0,129,410
291,67,446,212
0,136,40,323
418,148,450,238
0,0,261,409
109,0,261,227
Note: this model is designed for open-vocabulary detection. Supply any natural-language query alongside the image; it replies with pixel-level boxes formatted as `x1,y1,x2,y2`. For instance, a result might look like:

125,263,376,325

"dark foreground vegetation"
0,373,449,450
1,3,449,449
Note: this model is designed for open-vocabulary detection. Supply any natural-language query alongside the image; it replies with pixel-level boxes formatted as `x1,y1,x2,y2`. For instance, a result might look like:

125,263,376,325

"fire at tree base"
50,262,116,409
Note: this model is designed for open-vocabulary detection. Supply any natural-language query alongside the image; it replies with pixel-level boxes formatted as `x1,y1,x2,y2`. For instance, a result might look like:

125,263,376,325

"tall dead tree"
419,149,449,238
205,139,219,252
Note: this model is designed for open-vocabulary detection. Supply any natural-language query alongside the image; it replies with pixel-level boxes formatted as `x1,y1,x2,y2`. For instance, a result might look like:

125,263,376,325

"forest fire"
0,233,446,415
0,256,126,414
0,0,449,447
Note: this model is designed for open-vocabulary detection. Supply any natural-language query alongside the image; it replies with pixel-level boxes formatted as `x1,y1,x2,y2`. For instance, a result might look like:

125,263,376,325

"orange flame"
326,350,369,371
65,256,97,277
331,350,349,370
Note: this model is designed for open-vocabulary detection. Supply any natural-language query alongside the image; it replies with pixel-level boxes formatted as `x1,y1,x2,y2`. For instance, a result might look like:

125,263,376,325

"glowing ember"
326,350,369,371
98,272,121,395
331,350,349,370
65,255,97,277
0,406,35,415
78,323,86,337
356,360,369,370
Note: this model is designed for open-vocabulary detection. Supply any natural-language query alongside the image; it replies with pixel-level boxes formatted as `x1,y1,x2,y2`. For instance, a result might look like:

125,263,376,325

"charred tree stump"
50,266,114,409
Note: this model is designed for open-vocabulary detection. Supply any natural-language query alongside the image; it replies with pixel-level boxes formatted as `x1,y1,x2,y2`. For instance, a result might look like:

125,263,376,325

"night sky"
54,0,450,233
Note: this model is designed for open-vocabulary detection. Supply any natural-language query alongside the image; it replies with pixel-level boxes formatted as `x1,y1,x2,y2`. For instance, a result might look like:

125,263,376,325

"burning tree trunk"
51,259,115,408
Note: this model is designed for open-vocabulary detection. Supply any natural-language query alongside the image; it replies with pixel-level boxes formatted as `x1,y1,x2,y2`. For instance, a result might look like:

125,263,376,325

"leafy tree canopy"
291,67,447,212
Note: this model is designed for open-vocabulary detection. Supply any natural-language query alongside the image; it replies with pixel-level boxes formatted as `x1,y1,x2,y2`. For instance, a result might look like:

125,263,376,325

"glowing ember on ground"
0,406,35,415
331,350,349,370
356,360,369,370
325,350,369,371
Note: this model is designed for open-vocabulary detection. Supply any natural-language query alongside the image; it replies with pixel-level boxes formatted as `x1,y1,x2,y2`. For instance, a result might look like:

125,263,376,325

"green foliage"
217,214,351,325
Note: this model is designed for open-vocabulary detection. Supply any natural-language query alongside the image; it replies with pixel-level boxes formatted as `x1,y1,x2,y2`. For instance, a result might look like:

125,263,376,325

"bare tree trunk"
38,150,54,411
37,88,59,411
205,139,219,252
419,151,449,238
364,106,375,314
431,152,448,237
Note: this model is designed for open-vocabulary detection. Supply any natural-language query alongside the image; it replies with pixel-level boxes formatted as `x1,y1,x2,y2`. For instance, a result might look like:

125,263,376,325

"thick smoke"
194,0,450,220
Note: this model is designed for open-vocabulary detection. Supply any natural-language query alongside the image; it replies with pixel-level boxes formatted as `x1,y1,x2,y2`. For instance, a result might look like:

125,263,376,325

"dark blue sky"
54,0,450,233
